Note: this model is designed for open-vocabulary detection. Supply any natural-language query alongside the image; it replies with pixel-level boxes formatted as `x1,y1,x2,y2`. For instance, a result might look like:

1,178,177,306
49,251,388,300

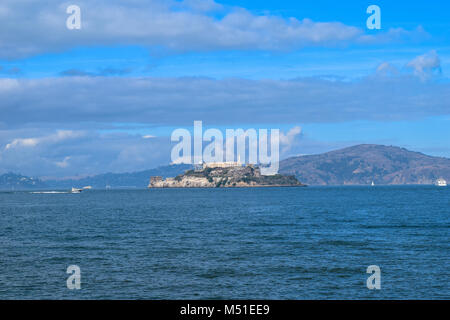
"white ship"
435,178,447,187
71,187,83,193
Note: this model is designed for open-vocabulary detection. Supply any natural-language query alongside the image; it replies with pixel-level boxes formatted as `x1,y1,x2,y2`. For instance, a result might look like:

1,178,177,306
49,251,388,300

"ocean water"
0,186,448,299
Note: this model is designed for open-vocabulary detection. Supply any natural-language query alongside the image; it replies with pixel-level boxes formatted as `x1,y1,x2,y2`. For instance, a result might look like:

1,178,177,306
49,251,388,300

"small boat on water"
71,187,83,193
435,178,447,187
371,181,375,186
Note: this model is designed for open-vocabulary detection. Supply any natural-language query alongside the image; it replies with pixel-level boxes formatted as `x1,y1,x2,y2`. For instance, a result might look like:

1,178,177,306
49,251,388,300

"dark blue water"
0,186,448,299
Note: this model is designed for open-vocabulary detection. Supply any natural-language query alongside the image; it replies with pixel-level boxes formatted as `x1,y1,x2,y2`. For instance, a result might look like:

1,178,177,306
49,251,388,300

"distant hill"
279,144,450,185
45,164,192,189
0,165,192,190
0,173,47,190
3,145,449,189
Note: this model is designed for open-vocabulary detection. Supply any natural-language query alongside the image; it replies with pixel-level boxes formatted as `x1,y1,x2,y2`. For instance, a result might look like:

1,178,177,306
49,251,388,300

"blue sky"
0,0,449,177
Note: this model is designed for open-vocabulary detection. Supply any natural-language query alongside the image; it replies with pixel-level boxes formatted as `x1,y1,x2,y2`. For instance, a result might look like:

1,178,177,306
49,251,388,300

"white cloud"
406,50,441,80
5,138,39,150
280,126,302,153
358,26,429,45
3,130,84,150
375,50,443,80
0,128,174,177
55,156,71,168
0,0,427,59
171,155,193,165
376,62,399,77
179,0,223,12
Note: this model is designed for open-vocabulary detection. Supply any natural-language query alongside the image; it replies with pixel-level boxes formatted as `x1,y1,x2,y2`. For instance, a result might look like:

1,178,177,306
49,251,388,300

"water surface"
0,186,448,299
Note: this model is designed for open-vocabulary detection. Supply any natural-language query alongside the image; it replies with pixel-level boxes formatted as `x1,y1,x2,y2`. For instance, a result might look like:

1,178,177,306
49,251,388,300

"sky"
0,0,449,178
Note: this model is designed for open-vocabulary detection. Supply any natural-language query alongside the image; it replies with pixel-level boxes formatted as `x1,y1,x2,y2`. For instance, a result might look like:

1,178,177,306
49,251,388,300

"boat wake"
30,191,69,194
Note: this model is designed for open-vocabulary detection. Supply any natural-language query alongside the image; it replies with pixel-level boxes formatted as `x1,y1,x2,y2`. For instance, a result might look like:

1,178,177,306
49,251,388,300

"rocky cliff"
148,165,304,188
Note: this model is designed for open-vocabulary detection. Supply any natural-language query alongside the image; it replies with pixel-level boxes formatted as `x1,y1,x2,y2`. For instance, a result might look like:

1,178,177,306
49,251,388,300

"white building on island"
201,155,243,169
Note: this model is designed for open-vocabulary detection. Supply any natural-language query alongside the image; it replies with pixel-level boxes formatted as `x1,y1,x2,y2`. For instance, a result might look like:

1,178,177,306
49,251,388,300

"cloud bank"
0,73,448,129
0,0,427,59
0,53,447,177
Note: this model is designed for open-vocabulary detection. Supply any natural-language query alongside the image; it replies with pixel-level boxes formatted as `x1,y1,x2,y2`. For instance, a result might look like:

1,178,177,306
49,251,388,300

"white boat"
435,178,447,187
371,181,375,186
71,187,83,193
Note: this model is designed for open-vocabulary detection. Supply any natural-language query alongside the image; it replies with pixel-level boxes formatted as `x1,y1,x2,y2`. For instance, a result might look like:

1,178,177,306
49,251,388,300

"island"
148,162,305,188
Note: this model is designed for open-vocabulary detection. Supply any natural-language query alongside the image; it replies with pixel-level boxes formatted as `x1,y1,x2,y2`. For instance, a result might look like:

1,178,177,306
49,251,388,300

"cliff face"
280,144,450,185
148,165,304,188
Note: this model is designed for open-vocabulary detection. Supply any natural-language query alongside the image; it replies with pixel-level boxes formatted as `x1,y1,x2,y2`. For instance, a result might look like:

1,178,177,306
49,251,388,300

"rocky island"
148,163,305,188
